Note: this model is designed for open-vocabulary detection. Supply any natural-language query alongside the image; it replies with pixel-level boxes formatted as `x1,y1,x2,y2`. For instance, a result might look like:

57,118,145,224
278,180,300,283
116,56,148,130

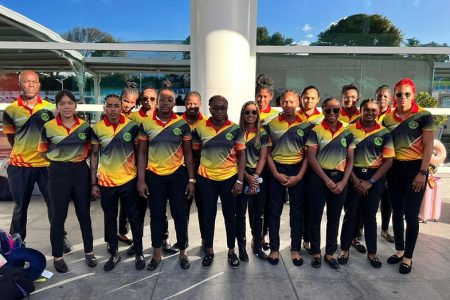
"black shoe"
368,256,382,269
118,235,133,245
387,254,403,264
268,254,279,265
399,261,412,274
227,252,240,268
53,259,68,273
337,253,349,265
179,256,190,270
351,240,367,254
381,231,395,243
126,245,136,256
172,242,189,251
85,254,97,268
239,248,249,262
292,257,304,266
162,240,179,255
253,249,268,261
135,255,146,270
262,242,270,251
303,242,313,255
324,256,340,269
104,255,121,272
147,257,162,271
202,253,214,268
63,236,72,254
311,256,321,268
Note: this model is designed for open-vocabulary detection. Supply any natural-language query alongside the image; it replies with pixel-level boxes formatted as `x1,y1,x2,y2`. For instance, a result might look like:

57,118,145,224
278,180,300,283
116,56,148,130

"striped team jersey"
339,108,360,125
92,115,138,186
260,106,279,125
182,112,205,131
297,108,324,125
244,127,271,169
376,107,392,123
38,115,91,162
138,111,192,176
306,120,355,172
348,120,395,168
128,108,150,125
266,114,313,165
2,96,55,167
382,104,435,161
192,118,246,181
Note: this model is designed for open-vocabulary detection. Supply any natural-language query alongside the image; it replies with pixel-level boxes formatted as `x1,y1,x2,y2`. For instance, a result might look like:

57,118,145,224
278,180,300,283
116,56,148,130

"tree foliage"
62,27,126,57
405,38,449,62
257,27,294,45
415,91,447,126
313,14,402,46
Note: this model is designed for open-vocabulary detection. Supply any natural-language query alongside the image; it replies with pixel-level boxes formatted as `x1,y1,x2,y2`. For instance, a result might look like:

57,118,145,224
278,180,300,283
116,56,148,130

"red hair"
393,78,416,107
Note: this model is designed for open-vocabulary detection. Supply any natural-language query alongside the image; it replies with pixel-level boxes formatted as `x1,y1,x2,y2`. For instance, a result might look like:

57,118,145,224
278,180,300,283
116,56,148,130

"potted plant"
415,91,448,140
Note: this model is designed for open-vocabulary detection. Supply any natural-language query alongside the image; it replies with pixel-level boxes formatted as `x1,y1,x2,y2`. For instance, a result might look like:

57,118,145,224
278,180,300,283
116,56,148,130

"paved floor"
1,196,450,300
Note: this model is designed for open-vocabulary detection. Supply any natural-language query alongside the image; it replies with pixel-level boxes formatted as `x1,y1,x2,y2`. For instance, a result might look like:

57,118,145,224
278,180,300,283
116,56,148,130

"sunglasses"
244,110,258,116
395,92,412,98
142,96,156,101
324,108,340,115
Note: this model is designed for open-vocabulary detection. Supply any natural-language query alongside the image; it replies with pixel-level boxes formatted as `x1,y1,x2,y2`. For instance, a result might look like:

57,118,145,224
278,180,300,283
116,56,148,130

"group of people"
2,70,434,276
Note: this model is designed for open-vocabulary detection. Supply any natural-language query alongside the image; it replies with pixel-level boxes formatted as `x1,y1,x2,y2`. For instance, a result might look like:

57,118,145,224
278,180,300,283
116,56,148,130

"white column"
190,0,257,122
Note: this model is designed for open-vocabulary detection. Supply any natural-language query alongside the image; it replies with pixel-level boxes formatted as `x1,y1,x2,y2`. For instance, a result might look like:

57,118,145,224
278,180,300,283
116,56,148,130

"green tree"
62,27,126,57
312,14,403,46
257,27,294,45
405,37,449,62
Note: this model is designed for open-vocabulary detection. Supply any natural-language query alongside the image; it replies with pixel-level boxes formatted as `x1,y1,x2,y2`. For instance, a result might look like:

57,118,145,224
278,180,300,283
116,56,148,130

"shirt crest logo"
173,127,182,136
297,129,304,137
78,132,87,140
374,137,383,146
408,120,419,129
41,113,49,121
226,133,234,141
340,137,347,147
123,132,132,142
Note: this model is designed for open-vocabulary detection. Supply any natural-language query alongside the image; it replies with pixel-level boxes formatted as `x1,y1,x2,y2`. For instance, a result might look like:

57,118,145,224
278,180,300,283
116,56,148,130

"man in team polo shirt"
339,84,361,125
2,70,70,252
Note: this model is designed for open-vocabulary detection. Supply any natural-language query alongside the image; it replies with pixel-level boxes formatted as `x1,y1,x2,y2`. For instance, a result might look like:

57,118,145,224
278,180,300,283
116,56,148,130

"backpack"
0,264,35,299
0,230,15,256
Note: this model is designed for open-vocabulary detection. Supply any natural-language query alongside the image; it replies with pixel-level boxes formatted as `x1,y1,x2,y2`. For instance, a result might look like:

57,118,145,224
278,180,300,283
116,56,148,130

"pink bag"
419,177,442,222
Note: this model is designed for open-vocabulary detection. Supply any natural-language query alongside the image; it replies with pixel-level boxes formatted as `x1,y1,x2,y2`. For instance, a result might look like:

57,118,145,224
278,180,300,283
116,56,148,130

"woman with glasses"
337,99,394,268
383,78,435,274
306,97,354,269
266,90,312,266
137,84,195,270
192,95,246,269
236,101,271,261
129,86,158,124
38,90,96,273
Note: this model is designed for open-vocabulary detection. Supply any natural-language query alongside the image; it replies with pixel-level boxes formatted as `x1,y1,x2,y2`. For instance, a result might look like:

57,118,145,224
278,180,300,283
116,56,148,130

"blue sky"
0,0,449,45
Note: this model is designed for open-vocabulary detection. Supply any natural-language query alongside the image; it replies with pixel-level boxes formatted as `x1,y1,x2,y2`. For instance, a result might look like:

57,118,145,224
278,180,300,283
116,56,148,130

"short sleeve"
422,112,435,131
91,126,100,145
138,123,149,141
2,108,16,134
306,129,318,147
234,128,246,151
260,128,271,148
382,131,395,158
182,122,192,141
192,128,202,150
38,126,49,153
347,132,356,149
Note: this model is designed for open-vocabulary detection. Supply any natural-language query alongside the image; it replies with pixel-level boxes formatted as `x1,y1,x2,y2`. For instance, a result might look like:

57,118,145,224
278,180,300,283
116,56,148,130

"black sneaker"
202,253,214,268
53,258,68,273
63,236,72,254
104,255,121,272
179,256,190,270
227,253,240,268
135,255,146,270
85,254,97,267
239,248,249,262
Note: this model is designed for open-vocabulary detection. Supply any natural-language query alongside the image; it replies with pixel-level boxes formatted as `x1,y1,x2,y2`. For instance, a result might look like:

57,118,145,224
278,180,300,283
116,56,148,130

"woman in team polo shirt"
236,101,271,262
128,86,158,125
306,97,355,270
338,99,394,268
137,86,195,271
383,78,435,274
38,90,95,273
192,95,246,269
266,90,313,266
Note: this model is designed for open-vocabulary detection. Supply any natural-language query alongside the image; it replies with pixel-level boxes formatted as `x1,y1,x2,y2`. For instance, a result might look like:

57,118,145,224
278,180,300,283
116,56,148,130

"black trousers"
387,160,426,259
268,163,305,252
240,168,265,251
302,171,312,244
48,161,93,257
100,179,144,255
8,165,52,241
118,201,128,235
340,168,384,254
187,186,204,241
197,174,238,249
147,167,188,250
380,178,392,231
308,170,348,256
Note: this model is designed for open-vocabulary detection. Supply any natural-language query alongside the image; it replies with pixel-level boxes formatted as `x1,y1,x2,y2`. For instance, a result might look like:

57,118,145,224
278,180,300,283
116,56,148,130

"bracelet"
236,180,243,185
326,179,333,185
188,178,196,183
369,178,377,184
419,169,429,176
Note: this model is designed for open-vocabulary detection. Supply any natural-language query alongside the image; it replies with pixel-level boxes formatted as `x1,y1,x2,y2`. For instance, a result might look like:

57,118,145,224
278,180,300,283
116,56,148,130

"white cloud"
302,24,312,32
294,40,311,46
305,34,314,39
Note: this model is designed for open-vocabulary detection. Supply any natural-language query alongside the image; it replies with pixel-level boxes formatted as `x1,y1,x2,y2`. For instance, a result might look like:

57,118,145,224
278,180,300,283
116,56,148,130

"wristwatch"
419,169,429,176
188,178,197,183
369,178,377,184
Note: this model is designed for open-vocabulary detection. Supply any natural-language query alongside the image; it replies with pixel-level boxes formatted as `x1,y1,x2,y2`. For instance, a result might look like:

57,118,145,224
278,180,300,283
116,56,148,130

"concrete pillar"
190,0,257,122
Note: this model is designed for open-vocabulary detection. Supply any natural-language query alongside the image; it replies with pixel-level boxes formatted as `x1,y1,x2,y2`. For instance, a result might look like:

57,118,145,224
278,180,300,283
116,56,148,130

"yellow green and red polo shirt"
192,118,246,181
376,106,392,123
182,112,205,131
91,115,139,187
339,108,360,125
38,115,91,162
128,108,150,125
348,120,395,168
2,96,55,167
138,111,192,176
244,127,271,169
297,108,324,125
306,120,355,172
266,114,313,165
382,103,435,161
260,106,279,125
